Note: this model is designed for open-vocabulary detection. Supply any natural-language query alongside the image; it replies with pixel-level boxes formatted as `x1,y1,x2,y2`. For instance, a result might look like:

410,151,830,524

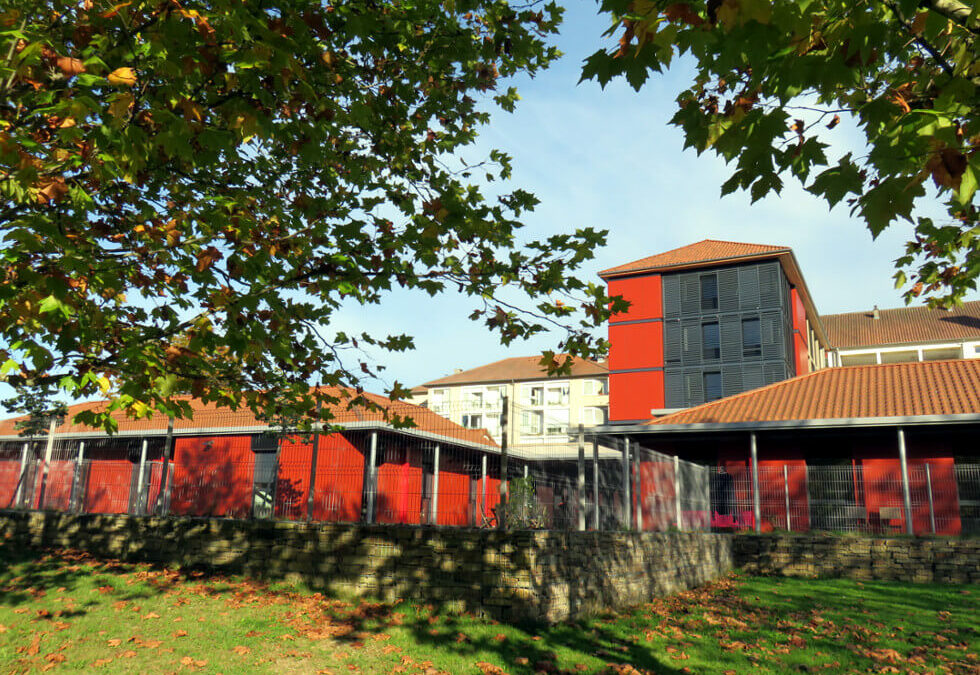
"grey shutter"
681,319,701,365
720,315,741,362
718,268,739,312
703,371,723,402
722,366,743,398
743,363,764,392
739,266,760,310
684,371,703,406
759,262,780,308
662,274,681,318
680,273,700,315
665,370,684,408
761,311,783,359
764,362,786,385
664,321,682,364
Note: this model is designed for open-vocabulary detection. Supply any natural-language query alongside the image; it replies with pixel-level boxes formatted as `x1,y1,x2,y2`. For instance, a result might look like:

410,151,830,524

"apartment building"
412,356,609,448
598,240,831,422
823,301,980,366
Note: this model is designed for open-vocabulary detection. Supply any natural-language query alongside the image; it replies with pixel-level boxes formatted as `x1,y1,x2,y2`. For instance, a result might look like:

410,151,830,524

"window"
741,318,761,358
582,379,607,396
485,385,506,408
461,413,483,429
544,409,570,436
703,371,722,402
430,388,449,412
545,384,569,406
463,389,484,409
522,385,544,406
582,406,608,425
483,413,502,436
702,322,720,360
700,274,719,311
520,410,543,436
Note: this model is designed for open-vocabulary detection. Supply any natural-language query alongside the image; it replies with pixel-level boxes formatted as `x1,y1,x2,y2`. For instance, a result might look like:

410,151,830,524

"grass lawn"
0,546,977,674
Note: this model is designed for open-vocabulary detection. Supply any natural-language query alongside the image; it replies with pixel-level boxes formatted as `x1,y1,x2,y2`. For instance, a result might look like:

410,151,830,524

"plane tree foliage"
584,0,980,305
0,0,616,431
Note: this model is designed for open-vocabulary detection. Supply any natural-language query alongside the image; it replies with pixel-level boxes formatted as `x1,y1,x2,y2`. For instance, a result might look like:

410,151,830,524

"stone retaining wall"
734,534,980,583
0,511,734,622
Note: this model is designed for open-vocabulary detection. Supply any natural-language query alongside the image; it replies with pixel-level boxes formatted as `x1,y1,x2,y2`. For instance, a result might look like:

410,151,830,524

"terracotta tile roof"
645,360,980,425
823,301,980,349
599,239,791,278
421,355,608,387
0,388,497,448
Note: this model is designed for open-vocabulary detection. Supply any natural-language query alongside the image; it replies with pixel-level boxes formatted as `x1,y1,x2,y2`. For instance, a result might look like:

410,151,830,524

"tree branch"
923,0,979,34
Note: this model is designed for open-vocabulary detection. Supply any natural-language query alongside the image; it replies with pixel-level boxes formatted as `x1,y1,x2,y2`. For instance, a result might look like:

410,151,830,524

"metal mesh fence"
3,404,977,536
0,402,713,532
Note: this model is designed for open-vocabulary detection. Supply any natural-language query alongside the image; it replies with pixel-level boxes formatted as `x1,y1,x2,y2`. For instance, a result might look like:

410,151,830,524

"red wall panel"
435,457,472,526
608,323,663,372
84,460,133,514
608,274,662,322
790,288,809,375
0,460,21,508
38,461,74,511
609,370,664,421
275,433,366,522
170,436,254,518
375,447,424,525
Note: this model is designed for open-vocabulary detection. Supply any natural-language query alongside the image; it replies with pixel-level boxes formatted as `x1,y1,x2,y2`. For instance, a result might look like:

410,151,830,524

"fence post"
306,402,323,523
897,427,914,535
480,454,488,526
15,441,29,508
37,419,57,510
70,441,85,513
783,464,791,531
431,444,440,525
621,438,632,530
592,436,600,530
157,417,175,516
750,432,761,533
925,462,936,535
135,439,148,515
673,455,682,530
577,424,586,532
633,444,643,531
366,431,378,523
498,396,508,529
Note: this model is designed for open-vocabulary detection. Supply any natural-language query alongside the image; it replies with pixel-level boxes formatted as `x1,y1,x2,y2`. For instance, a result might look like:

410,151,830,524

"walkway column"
592,437,600,530
430,444,440,525
897,427,914,535
633,442,643,531
480,454,488,526
750,432,761,533
157,418,175,516
498,396,509,529
70,441,86,513
37,419,57,509
306,403,322,522
15,442,29,508
621,438,632,530
577,425,586,531
135,439,148,515
366,431,378,523
673,454,682,530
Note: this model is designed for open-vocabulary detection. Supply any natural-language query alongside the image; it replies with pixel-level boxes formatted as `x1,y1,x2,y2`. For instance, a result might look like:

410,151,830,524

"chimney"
454,368,463,374
872,305,880,320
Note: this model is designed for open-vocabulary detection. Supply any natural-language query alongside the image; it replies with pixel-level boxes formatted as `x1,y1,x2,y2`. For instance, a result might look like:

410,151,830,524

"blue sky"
334,3,978,391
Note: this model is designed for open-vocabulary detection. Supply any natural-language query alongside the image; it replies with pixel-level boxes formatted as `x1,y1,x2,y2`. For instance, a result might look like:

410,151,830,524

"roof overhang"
599,249,831,351
588,413,980,436
0,420,500,454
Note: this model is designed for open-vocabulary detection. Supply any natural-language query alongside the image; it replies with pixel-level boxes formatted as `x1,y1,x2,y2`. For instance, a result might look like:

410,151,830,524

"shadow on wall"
0,511,734,624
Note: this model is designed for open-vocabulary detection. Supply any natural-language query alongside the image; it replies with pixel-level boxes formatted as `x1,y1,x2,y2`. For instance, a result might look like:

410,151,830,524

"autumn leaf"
56,56,86,76
233,645,250,655
107,67,137,86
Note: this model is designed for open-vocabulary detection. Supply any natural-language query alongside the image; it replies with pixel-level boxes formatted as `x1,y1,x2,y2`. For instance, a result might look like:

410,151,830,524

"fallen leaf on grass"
173,629,188,637
244,630,263,637
493,633,507,642
476,663,508,675
143,612,161,620
382,645,401,654
23,633,43,656
233,645,250,655
92,658,113,667
122,650,137,658
514,657,529,666
97,585,114,594
45,653,66,664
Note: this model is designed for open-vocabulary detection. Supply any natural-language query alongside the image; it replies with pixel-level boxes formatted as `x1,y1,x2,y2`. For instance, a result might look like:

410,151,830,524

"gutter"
587,413,980,435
